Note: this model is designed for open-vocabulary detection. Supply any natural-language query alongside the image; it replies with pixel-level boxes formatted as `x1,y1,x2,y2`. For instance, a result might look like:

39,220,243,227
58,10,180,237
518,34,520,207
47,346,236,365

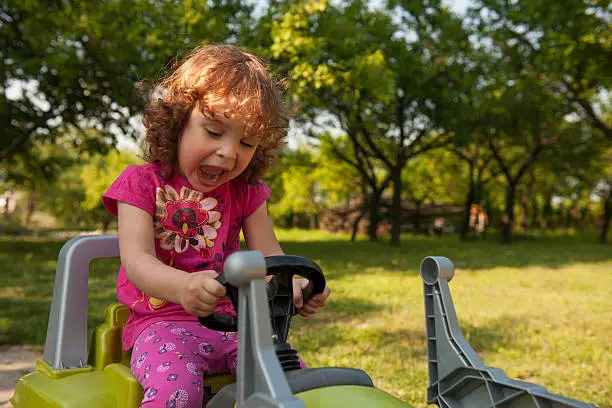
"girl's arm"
243,202,330,316
117,201,225,316
242,201,284,256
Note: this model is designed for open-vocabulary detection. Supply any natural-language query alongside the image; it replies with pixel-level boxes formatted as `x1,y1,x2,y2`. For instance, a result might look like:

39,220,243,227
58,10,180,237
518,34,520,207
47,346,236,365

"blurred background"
1,1,610,407
1,0,610,244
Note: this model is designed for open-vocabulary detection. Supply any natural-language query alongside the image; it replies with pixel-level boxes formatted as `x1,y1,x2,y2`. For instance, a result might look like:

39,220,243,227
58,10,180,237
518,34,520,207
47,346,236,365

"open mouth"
198,166,225,184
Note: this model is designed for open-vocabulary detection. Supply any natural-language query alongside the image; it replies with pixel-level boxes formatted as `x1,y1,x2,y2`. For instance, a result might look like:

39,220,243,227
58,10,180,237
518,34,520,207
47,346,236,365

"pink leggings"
130,321,305,408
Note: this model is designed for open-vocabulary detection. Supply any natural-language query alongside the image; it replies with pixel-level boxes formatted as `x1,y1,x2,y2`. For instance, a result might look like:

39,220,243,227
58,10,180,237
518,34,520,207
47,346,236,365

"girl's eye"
241,141,256,148
205,128,221,137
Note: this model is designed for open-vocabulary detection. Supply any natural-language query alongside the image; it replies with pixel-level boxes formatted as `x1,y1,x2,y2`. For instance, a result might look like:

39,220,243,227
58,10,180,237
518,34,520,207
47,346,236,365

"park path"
0,346,41,408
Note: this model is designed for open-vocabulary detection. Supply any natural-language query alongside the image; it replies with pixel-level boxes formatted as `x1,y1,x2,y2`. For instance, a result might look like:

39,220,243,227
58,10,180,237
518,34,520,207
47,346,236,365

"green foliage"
269,0,397,107
317,137,360,204
469,0,612,140
269,143,357,220
1,137,78,191
401,149,465,204
0,135,80,231
37,160,102,229
0,213,29,235
270,150,320,218
265,0,477,243
2,0,609,241
0,0,252,166
81,150,142,211
33,147,141,230
539,122,609,196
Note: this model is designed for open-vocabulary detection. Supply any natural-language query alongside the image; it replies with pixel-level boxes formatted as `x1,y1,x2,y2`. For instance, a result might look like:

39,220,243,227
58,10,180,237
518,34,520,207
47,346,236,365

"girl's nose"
215,139,238,161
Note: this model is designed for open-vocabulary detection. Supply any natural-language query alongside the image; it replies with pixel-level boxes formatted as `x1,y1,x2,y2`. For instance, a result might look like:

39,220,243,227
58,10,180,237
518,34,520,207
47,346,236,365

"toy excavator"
11,235,598,407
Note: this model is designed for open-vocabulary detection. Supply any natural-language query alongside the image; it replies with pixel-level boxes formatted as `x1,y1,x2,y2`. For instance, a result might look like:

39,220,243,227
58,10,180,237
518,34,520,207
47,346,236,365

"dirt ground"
0,345,42,408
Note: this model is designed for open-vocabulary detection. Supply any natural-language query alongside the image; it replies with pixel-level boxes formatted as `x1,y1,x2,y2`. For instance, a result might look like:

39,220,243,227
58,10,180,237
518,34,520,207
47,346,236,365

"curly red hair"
142,44,290,183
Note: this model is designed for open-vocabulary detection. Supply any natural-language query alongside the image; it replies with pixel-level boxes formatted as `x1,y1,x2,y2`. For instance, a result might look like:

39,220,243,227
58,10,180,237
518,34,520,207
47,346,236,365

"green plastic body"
11,302,408,408
296,386,409,407
12,365,407,408
10,304,235,408
11,359,140,408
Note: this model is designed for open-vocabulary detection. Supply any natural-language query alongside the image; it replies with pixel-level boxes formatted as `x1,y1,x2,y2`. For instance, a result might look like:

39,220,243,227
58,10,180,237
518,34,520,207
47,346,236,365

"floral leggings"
130,321,305,408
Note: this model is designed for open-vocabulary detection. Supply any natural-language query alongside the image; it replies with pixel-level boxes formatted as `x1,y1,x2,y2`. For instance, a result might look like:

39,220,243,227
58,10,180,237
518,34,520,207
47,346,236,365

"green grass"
1,230,610,407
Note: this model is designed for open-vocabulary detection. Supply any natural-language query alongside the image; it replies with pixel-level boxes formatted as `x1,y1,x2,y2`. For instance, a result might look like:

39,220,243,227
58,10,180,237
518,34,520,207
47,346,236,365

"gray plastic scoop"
420,256,596,408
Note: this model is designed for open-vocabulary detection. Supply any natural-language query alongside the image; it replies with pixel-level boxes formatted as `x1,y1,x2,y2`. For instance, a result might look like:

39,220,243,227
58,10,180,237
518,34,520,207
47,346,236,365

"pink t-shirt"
102,162,270,350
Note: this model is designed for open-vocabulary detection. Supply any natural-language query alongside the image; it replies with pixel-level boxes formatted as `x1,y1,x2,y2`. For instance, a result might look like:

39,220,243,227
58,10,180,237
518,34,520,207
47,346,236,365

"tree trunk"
529,196,539,230
522,168,535,233
25,193,36,225
564,204,573,229
351,211,364,242
292,213,299,229
3,191,11,220
352,182,369,241
367,194,380,241
501,184,516,244
520,194,529,235
309,214,316,230
286,211,294,228
102,217,111,234
600,192,610,244
542,191,554,229
390,168,402,246
460,180,475,241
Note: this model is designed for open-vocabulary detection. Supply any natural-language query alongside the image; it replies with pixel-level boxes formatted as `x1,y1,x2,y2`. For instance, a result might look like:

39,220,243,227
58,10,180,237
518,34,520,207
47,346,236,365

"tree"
401,149,465,233
464,0,589,243
539,125,611,242
487,115,564,244
268,148,322,228
380,0,476,245
81,149,142,231
596,178,611,244
448,138,501,240
38,163,103,230
1,0,251,167
0,137,77,227
469,0,612,140
268,141,357,230
8,135,142,231
266,0,469,245
265,0,396,240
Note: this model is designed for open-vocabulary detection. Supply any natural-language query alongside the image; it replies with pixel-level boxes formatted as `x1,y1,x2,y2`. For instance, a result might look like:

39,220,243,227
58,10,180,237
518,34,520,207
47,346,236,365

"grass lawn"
1,229,610,407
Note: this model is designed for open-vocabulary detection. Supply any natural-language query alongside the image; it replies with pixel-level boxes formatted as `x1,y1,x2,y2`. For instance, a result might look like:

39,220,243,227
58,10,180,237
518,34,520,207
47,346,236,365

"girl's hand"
292,277,331,318
180,270,227,317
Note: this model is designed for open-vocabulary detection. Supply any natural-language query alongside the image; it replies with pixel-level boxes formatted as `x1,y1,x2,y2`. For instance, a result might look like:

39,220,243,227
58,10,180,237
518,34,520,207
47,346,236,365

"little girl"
102,44,330,408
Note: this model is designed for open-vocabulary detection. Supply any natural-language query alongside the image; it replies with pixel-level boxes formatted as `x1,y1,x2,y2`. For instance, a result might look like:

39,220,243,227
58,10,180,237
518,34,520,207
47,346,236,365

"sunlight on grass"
1,230,610,407
279,230,611,407
0,286,26,298
274,228,354,242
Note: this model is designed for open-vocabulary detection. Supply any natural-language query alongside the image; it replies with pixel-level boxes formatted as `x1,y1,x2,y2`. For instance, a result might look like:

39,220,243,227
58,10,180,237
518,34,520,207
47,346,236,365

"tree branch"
487,136,513,183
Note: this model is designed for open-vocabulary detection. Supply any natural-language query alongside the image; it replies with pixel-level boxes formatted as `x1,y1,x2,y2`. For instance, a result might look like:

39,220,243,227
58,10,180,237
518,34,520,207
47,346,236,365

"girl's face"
177,101,259,192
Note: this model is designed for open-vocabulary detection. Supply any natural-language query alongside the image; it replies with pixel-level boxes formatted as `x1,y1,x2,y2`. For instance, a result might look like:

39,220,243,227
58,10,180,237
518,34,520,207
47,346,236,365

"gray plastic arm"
420,256,596,408
42,235,120,370
224,251,305,408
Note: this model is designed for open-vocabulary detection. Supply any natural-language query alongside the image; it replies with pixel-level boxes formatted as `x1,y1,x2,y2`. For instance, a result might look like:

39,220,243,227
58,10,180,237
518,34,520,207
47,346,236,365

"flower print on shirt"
154,185,222,259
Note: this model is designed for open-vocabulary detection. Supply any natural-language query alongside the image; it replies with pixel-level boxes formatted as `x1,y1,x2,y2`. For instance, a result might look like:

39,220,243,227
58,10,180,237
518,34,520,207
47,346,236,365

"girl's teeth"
200,168,222,181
